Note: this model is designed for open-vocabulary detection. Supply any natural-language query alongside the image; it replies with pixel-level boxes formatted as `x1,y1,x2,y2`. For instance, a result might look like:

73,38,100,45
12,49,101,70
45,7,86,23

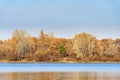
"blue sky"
0,0,120,40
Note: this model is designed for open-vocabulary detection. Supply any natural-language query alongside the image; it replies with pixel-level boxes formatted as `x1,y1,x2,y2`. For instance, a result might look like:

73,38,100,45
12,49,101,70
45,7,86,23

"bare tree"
12,30,33,60
39,29,45,50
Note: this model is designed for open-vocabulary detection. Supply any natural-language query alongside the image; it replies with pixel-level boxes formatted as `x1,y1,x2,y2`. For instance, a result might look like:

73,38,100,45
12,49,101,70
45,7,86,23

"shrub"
58,44,67,57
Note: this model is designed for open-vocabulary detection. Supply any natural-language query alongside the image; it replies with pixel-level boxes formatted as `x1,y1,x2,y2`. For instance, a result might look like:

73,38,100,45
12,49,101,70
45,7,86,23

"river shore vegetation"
0,29,120,62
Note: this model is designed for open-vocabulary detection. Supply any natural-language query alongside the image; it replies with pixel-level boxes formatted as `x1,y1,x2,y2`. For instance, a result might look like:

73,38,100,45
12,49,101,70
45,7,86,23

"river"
0,63,120,80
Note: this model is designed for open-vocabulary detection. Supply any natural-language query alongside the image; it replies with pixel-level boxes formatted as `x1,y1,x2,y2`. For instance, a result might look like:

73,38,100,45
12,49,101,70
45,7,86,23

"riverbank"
0,59,119,63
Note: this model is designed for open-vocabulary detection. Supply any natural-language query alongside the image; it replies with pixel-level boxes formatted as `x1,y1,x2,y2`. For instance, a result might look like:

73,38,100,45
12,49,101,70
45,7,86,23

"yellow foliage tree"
72,33,97,58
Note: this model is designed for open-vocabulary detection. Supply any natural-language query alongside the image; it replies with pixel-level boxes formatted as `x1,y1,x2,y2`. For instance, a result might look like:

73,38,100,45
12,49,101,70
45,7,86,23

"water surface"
0,63,120,72
0,63,120,80
0,72,120,80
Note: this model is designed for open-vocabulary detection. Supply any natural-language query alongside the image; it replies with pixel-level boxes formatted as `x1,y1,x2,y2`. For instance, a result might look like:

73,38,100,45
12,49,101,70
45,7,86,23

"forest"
0,29,120,62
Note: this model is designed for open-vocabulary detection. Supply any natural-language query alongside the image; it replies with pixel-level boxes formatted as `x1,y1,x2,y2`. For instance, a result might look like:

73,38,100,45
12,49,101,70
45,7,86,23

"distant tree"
72,33,97,58
115,38,120,45
0,40,6,60
65,40,75,57
102,39,118,56
115,38,120,54
39,29,45,49
0,29,119,62
58,44,66,57
12,30,33,60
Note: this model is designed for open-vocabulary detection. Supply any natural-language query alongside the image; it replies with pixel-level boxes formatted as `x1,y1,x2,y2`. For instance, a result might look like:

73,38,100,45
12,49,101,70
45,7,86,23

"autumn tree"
39,29,45,50
115,38,120,53
65,39,75,57
72,33,97,59
37,29,50,55
12,30,34,60
0,40,6,60
101,39,118,57
39,30,54,49
0,29,120,62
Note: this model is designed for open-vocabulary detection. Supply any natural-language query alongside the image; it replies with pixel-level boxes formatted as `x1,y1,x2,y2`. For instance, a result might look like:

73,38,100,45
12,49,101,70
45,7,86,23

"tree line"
0,29,120,62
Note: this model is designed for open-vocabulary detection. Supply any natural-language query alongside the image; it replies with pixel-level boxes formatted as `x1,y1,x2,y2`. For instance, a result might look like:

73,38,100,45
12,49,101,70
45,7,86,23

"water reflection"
0,72,120,80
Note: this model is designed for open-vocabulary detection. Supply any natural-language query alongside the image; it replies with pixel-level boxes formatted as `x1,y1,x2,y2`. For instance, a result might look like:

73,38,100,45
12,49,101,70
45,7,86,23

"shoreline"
0,60,120,64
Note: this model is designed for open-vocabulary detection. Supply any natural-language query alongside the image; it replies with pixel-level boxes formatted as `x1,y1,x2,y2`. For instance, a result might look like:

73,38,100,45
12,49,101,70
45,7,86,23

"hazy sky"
0,0,120,40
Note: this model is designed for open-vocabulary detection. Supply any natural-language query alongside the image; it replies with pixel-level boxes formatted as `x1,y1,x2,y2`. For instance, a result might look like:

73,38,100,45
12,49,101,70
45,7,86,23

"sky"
0,0,120,40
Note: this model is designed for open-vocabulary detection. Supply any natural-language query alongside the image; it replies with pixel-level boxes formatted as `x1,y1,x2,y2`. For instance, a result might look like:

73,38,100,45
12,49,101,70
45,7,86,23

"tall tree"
39,29,45,49
72,33,97,58
12,30,32,60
